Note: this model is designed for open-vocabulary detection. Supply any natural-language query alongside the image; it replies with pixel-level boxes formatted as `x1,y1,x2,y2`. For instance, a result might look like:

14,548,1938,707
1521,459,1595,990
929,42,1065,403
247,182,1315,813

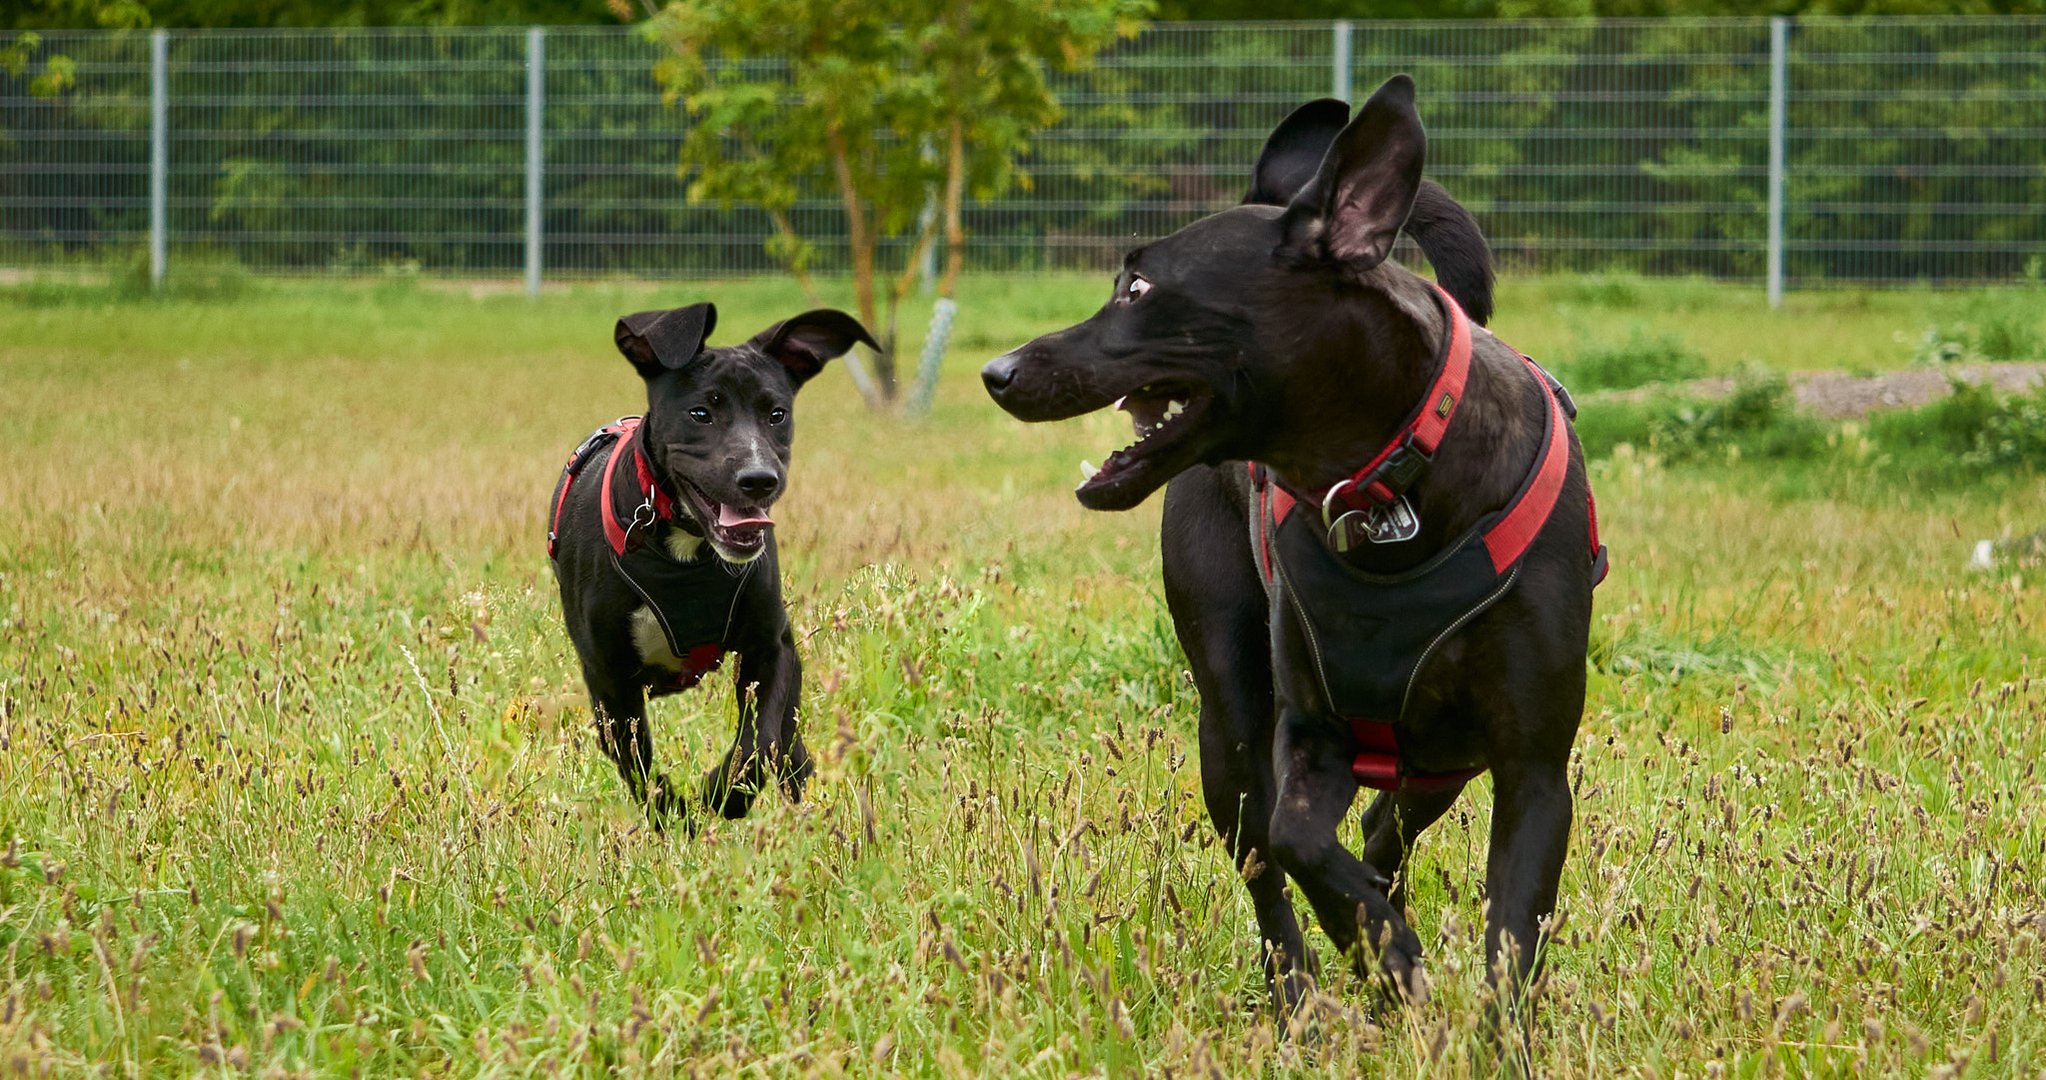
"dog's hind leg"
1161,470,1311,1009
1358,783,1465,917
1268,710,1426,1002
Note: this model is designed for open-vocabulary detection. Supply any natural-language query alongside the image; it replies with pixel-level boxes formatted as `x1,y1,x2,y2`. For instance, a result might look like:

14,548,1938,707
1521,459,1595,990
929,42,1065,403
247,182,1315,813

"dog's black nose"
980,353,1021,396
734,468,780,502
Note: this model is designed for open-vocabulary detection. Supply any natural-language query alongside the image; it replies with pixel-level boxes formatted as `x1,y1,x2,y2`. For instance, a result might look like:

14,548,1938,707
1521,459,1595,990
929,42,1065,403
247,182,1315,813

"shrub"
1647,368,1825,462
1557,329,1709,392
1864,378,2046,473
1973,308,2043,361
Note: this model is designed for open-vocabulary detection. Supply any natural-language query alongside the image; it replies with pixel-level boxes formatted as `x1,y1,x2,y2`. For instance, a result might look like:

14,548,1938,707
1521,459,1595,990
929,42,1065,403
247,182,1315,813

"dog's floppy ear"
752,309,878,386
615,302,717,379
1279,74,1425,270
1244,98,1349,207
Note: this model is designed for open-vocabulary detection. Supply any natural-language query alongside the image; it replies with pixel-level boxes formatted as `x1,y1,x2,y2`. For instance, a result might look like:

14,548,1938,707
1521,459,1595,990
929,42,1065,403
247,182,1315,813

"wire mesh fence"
3,18,2042,290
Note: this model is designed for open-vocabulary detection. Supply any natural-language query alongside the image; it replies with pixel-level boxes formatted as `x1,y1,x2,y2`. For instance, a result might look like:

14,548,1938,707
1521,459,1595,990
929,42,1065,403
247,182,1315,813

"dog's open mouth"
677,483,772,561
1076,383,1213,511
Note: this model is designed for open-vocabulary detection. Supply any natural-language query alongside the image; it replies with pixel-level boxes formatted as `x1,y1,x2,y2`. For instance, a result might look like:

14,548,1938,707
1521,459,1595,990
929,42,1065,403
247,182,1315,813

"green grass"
1,273,2043,1076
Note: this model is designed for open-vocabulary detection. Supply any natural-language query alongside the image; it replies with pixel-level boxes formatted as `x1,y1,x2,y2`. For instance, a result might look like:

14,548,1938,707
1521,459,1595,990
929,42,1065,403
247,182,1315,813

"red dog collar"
1282,283,1473,535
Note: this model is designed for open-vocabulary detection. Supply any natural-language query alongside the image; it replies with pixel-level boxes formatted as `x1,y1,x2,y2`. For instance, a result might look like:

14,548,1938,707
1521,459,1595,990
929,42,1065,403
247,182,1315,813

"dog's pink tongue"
716,504,773,529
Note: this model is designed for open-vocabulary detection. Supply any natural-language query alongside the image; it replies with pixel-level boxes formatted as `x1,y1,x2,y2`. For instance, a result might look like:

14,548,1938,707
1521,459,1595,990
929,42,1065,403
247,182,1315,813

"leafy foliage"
645,0,1146,407
1557,329,1709,392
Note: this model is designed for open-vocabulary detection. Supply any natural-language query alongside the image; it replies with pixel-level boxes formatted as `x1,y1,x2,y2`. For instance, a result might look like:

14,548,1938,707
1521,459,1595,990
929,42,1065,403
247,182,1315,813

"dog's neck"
1260,273,1546,570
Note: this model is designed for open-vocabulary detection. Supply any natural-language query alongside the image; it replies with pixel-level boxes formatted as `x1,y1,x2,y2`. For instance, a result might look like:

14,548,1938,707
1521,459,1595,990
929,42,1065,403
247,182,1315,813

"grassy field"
1,272,2043,1077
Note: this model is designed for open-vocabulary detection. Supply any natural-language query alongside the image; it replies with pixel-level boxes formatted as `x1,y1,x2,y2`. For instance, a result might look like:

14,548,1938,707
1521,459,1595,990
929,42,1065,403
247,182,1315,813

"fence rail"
3,18,2043,294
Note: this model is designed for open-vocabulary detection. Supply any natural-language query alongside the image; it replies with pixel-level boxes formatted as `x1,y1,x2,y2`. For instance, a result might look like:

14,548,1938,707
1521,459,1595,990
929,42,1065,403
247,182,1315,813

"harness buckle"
1378,439,1432,493
1320,437,1433,536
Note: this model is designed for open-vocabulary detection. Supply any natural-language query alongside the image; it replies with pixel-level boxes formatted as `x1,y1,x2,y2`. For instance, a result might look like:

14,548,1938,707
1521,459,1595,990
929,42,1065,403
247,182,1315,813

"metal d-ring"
1320,477,1358,535
1326,509,1365,553
622,492,658,548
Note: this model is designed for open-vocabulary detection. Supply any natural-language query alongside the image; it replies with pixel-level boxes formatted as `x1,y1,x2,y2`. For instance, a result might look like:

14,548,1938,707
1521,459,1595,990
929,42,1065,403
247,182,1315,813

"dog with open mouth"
548,301,875,824
983,76,1606,1032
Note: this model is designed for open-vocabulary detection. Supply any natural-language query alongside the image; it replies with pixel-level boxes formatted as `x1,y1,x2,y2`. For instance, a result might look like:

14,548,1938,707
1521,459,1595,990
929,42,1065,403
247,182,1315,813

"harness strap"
1479,353,1572,574
598,419,677,556
548,418,634,560
1351,718,1486,793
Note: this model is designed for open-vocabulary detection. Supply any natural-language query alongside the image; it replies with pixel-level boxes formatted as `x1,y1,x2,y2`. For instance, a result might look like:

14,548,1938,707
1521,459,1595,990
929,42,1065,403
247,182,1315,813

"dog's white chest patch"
630,606,682,670
665,532,704,562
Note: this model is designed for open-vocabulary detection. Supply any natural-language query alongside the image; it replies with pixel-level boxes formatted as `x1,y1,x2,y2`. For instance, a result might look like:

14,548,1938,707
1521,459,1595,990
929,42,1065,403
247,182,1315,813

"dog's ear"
1279,74,1425,270
615,302,717,379
752,309,878,386
1245,98,1350,207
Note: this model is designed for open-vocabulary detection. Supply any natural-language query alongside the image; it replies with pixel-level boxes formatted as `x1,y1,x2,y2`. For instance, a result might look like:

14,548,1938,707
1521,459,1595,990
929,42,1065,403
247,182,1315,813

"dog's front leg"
1268,709,1425,1002
704,629,805,818
583,664,688,826
1481,754,1572,1037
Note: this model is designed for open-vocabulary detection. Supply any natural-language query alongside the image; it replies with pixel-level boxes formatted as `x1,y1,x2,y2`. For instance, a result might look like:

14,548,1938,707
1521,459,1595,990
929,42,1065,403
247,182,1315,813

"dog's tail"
1406,180,1495,328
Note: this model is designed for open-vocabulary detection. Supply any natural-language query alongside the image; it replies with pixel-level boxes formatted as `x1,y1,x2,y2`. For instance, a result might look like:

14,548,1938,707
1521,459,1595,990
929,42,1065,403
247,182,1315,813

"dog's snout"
735,467,780,502
981,352,1022,396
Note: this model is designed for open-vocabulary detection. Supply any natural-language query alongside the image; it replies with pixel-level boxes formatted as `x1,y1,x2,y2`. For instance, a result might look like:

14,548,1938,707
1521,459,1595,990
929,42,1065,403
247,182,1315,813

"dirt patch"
1603,361,2046,420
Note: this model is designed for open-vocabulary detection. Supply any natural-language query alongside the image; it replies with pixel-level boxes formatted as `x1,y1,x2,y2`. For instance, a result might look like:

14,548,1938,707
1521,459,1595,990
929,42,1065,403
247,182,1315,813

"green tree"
643,0,1146,410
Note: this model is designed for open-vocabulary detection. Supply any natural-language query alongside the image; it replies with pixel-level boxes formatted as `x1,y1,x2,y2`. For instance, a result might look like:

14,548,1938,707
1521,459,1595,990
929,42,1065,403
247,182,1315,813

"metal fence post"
1766,16,1787,308
149,29,167,290
526,26,545,298
1331,20,1353,103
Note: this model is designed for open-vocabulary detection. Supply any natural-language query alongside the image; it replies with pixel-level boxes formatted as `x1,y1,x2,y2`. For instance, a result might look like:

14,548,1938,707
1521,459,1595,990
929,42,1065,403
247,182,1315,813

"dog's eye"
1118,274,1152,304
688,406,713,424
768,408,788,426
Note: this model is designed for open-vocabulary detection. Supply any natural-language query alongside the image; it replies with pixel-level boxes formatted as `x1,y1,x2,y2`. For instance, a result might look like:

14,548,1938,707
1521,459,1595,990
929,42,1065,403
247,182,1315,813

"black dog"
549,302,875,823
983,76,1604,1020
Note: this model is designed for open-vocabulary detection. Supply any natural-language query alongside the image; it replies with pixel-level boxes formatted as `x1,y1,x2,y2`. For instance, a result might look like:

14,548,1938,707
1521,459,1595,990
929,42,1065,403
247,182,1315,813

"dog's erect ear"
752,309,879,386
1280,74,1425,270
615,302,718,379
1245,98,1350,207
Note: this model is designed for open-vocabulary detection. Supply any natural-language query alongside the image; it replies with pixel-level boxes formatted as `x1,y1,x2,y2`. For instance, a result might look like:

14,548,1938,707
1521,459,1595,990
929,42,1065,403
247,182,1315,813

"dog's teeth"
1080,459,1099,481
1163,398,1187,421
1112,395,1127,411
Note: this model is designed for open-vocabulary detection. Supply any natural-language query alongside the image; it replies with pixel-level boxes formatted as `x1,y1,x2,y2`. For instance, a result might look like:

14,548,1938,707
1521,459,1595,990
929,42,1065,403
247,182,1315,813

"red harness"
547,417,679,560
1254,285,1607,792
546,417,730,695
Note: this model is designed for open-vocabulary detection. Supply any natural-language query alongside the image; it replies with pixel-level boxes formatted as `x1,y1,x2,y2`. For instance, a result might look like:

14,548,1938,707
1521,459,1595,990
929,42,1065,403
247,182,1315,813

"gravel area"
1603,361,2046,419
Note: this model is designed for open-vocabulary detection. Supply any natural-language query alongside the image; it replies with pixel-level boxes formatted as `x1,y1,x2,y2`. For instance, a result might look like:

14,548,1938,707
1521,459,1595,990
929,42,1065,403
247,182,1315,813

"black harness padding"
1255,467,1522,727
608,541,753,670
550,420,756,696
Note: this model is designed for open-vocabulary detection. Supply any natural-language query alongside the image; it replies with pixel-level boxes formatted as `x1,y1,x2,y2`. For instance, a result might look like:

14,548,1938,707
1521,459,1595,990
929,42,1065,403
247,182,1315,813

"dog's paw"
700,769,757,820
1361,903,1427,1007
644,781,700,837
778,746,815,803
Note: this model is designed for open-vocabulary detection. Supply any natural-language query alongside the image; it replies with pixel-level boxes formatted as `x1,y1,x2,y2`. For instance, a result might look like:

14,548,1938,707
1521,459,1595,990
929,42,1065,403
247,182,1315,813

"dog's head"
982,75,1480,510
617,302,875,562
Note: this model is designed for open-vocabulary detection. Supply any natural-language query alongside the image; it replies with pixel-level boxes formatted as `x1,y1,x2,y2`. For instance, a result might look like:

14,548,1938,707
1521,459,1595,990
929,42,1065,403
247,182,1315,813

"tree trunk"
826,120,891,401
940,116,967,298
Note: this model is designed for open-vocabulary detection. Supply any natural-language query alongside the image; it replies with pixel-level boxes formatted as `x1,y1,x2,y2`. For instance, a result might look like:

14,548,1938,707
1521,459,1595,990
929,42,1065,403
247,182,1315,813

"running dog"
549,302,874,824
982,77,1605,1020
